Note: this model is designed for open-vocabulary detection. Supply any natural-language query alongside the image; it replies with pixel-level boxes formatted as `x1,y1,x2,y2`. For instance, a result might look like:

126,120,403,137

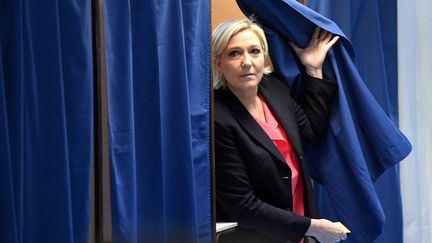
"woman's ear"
214,58,221,70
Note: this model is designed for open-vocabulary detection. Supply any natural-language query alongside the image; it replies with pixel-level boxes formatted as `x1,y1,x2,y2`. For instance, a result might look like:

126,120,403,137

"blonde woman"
213,19,345,243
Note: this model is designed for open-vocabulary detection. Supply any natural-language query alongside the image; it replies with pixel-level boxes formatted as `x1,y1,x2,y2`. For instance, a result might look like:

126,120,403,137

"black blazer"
215,73,337,243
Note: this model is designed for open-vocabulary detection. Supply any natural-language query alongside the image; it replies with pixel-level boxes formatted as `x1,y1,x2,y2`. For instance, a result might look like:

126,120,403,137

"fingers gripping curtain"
0,1,93,242
103,0,211,242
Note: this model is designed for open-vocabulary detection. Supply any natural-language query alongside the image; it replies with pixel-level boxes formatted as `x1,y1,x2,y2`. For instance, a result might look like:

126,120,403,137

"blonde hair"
212,19,273,90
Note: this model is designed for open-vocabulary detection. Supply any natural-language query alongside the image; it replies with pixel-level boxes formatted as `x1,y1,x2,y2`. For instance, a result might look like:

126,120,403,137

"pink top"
253,95,305,217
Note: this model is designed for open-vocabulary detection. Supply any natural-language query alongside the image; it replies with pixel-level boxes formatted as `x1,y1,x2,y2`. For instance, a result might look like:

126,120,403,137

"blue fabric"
236,0,412,242
0,0,93,242
308,0,399,124
103,0,211,242
307,1,403,243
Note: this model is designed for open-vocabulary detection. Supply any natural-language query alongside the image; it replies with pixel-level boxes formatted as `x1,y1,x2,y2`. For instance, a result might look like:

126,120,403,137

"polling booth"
1,0,431,243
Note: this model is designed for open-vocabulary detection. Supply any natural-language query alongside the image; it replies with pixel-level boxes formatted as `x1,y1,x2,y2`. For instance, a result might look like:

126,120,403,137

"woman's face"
215,29,265,95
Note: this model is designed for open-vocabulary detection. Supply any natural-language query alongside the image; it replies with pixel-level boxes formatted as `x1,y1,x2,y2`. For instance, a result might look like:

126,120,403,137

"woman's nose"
241,53,252,67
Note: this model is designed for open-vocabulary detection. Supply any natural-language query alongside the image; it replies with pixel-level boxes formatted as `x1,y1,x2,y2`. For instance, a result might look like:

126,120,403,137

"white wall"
398,1,432,242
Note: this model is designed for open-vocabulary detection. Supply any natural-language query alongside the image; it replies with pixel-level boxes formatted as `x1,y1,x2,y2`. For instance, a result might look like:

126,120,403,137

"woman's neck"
230,87,265,121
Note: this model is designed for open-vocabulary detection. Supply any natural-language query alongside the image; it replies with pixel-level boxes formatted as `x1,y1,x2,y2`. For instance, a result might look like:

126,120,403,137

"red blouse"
253,95,305,217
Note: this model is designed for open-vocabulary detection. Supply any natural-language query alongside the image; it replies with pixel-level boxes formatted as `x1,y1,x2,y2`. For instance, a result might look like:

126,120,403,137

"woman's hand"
305,219,347,243
289,27,339,79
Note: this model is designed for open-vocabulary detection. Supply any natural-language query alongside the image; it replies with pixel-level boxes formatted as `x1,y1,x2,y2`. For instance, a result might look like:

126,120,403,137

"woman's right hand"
289,27,339,79
305,219,347,243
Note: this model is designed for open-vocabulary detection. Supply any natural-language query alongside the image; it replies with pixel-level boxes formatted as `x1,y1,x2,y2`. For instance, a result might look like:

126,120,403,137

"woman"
213,19,346,243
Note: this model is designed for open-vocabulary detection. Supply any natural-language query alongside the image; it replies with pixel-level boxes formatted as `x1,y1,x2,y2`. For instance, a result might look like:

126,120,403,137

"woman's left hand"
289,27,339,79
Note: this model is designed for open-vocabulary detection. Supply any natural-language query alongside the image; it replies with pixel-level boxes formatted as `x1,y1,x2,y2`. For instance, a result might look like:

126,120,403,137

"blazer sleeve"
291,73,338,142
215,116,311,242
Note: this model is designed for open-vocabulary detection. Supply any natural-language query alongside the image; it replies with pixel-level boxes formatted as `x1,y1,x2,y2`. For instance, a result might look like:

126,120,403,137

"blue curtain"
0,1,93,242
103,0,211,242
236,0,411,242
307,1,403,242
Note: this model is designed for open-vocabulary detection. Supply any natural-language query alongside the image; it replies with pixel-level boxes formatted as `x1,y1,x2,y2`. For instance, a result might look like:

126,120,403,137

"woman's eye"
228,50,240,57
250,48,261,55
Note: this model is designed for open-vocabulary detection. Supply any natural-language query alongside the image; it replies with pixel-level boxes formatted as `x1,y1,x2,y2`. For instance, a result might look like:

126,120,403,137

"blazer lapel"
259,78,303,156
223,89,287,165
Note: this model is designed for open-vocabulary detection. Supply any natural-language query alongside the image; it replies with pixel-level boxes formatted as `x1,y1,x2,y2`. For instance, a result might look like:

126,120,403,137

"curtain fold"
235,0,411,242
0,0,93,242
307,1,403,243
103,0,211,242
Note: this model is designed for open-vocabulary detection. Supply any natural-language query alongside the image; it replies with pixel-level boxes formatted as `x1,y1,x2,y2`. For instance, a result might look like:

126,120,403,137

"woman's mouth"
240,73,254,77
